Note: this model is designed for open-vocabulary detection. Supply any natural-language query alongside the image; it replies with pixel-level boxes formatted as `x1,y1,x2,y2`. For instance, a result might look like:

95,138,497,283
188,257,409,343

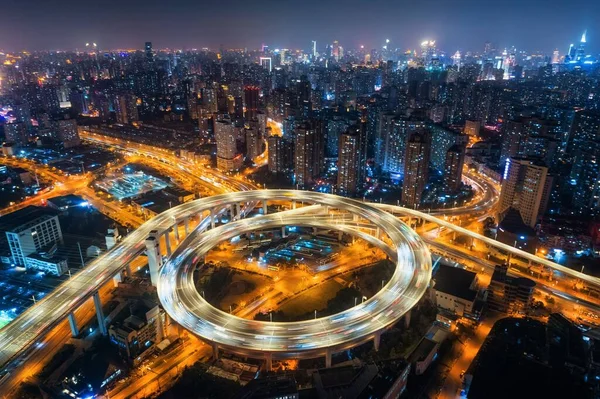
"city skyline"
1,0,599,54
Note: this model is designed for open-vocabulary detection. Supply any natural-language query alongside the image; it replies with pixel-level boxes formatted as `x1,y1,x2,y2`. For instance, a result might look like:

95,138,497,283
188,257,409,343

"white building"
1,206,63,268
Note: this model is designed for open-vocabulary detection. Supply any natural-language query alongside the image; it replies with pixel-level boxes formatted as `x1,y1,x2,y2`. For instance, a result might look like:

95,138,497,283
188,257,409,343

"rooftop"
0,205,58,233
408,337,438,363
433,264,477,302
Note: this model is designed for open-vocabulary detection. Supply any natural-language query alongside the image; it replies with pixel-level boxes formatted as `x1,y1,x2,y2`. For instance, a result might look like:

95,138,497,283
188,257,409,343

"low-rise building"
109,301,167,366
487,264,536,314
432,264,479,319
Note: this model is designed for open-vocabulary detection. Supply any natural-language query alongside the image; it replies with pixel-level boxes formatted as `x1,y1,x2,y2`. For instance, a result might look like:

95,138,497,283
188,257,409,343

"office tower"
244,86,260,121
332,41,341,61
56,118,80,148
576,31,586,61
402,130,431,208
260,57,272,72
267,135,293,173
499,158,553,228
215,117,242,171
337,127,365,197
444,144,466,193
294,120,324,188
145,42,154,64
114,94,139,124
3,122,28,146
311,40,317,58
0,206,64,269
245,128,262,160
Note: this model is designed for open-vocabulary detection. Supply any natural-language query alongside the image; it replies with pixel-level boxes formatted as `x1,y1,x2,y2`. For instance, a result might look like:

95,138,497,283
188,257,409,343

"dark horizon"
1,0,598,54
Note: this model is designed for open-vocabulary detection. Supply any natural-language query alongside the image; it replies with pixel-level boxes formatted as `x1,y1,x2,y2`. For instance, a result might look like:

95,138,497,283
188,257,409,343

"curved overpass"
0,190,596,386
158,191,431,361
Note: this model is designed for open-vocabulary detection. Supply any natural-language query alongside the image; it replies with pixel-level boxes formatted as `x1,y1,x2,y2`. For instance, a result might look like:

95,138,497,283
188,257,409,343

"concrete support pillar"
292,200,296,210
263,201,268,215
373,331,382,351
212,342,219,360
281,226,287,238
165,231,172,257
376,227,381,240
184,217,190,236
265,353,273,371
145,232,163,287
68,312,79,337
230,204,236,220
338,231,343,241
236,203,241,219
404,309,412,328
174,222,180,242
325,348,332,368
353,214,359,222
93,292,107,336
313,227,318,234
125,263,132,277
210,209,216,229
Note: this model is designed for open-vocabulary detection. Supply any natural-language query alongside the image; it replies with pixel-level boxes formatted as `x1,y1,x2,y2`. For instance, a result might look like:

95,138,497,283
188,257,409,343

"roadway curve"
158,191,432,359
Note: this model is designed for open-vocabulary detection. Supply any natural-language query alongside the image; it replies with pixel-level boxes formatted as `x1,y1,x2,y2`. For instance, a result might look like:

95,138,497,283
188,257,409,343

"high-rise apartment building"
56,118,80,148
114,94,139,125
499,158,553,228
215,117,242,171
294,120,324,188
4,122,28,146
245,128,262,160
337,126,365,197
244,86,260,121
443,144,466,193
267,135,293,173
402,130,431,207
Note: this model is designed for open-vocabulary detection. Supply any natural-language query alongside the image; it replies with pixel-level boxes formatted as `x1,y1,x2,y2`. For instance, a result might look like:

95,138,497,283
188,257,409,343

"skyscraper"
294,120,324,188
499,158,553,228
215,117,242,171
402,130,431,208
267,135,293,173
245,128,262,161
244,86,260,121
443,144,466,193
145,42,154,64
114,94,139,125
337,126,365,197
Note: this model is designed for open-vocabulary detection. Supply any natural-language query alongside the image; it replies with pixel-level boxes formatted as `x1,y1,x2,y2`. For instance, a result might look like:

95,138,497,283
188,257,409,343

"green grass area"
279,279,343,317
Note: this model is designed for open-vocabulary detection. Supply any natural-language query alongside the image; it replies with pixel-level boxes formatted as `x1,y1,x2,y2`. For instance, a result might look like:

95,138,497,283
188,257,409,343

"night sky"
2,0,598,54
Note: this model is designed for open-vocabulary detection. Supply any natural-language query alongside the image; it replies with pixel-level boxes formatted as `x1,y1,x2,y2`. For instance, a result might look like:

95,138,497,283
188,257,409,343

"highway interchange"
1,131,600,397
